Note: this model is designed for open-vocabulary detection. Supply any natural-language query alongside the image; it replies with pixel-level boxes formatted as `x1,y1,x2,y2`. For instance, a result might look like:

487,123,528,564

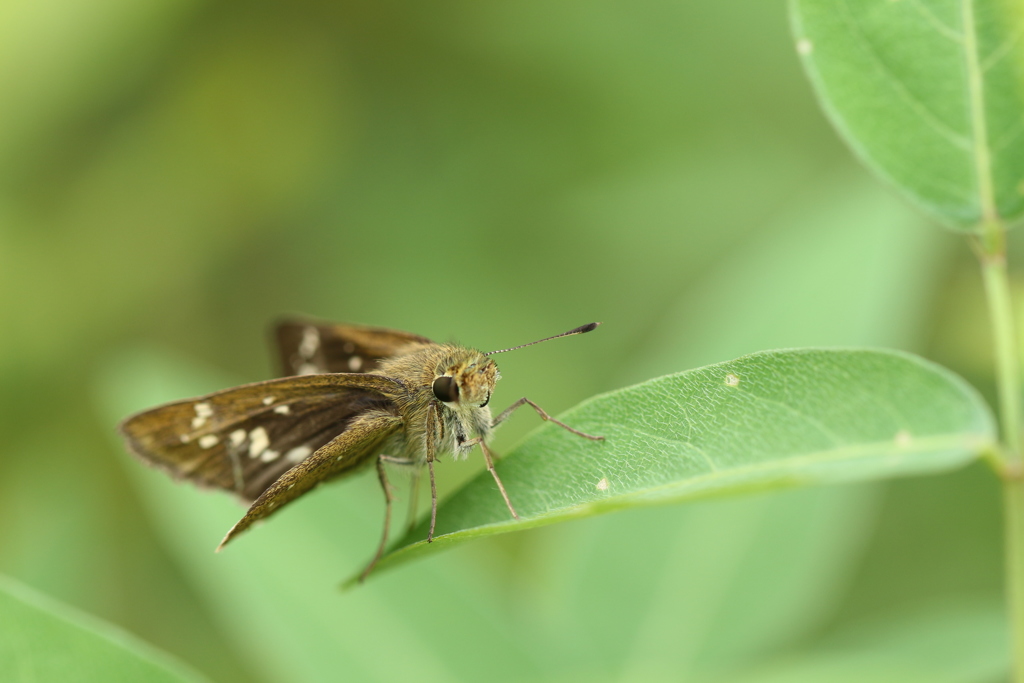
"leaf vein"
734,389,846,446
981,23,1024,72
907,0,964,43
839,0,972,151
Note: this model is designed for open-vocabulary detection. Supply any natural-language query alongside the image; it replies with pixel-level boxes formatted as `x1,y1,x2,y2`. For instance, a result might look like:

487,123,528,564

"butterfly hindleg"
362,454,417,581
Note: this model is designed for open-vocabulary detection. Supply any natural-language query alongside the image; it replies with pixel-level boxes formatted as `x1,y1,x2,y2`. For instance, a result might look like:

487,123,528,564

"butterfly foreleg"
491,397,604,441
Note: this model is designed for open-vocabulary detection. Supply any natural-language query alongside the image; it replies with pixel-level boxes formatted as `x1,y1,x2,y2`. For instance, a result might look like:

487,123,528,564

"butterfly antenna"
485,322,600,355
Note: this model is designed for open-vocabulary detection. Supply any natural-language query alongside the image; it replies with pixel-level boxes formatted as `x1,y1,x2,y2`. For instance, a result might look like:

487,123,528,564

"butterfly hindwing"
274,318,432,376
217,410,404,549
119,373,404,501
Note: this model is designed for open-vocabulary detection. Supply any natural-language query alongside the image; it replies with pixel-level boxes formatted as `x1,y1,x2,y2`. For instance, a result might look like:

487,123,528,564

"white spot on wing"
192,402,213,428
262,396,275,406
348,356,363,371
297,362,320,375
229,429,246,447
299,326,320,358
180,434,191,443
248,427,270,458
274,405,292,415
261,449,280,462
596,477,609,491
199,434,219,449
286,445,312,463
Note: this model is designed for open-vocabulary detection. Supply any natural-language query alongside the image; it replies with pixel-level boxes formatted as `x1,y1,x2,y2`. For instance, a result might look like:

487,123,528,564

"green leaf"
791,0,1024,230
591,486,881,681
362,348,995,582
723,599,1007,683
0,575,206,683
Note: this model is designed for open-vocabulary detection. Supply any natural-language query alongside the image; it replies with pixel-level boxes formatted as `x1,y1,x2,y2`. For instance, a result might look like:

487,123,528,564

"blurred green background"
0,0,1009,681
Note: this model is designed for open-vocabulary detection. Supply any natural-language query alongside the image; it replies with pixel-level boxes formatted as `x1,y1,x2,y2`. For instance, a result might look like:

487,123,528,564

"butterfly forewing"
275,319,432,375
119,373,404,501
218,410,403,549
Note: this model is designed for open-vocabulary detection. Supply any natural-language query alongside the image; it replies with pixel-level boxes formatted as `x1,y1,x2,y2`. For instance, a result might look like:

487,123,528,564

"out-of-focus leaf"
577,486,880,681
0,0,197,166
624,170,951,382
366,348,994,580
0,575,205,683
724,599,1007,683
792,0,1024,229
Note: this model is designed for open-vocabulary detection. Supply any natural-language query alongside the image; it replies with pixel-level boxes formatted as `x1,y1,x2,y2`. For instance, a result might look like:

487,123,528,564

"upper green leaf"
791,0,1024,230
0,575,206,683
360,349,995,582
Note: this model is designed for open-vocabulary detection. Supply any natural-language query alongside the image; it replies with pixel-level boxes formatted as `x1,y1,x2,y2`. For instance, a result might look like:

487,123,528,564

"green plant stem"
977,225,1024,683
1008,479,1024,683
981,244,1023,460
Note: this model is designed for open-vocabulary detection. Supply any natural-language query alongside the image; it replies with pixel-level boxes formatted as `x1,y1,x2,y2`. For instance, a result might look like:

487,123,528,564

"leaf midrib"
412,431,989,539
359,430,991,584
961,0,998,222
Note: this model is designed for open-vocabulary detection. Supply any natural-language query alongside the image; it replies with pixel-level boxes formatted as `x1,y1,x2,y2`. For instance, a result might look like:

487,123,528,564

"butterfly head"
432,350,499,409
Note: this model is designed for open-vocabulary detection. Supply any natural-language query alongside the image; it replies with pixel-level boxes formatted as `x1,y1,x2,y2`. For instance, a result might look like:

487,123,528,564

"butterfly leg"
463,437,518,520
360,455,419,581
361,454,395,582
426,402,440,543
378,456,422,536
405,464,423,536
427,459,438,542
492,397,604,441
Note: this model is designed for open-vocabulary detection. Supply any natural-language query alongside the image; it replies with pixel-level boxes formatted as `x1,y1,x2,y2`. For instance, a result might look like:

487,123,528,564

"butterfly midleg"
462,437,518,520
426,402,440,543
405,465,422,536
491,397,604,440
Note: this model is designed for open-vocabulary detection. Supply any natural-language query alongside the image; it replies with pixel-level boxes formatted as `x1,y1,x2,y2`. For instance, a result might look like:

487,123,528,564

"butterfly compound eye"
432,376,460,403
